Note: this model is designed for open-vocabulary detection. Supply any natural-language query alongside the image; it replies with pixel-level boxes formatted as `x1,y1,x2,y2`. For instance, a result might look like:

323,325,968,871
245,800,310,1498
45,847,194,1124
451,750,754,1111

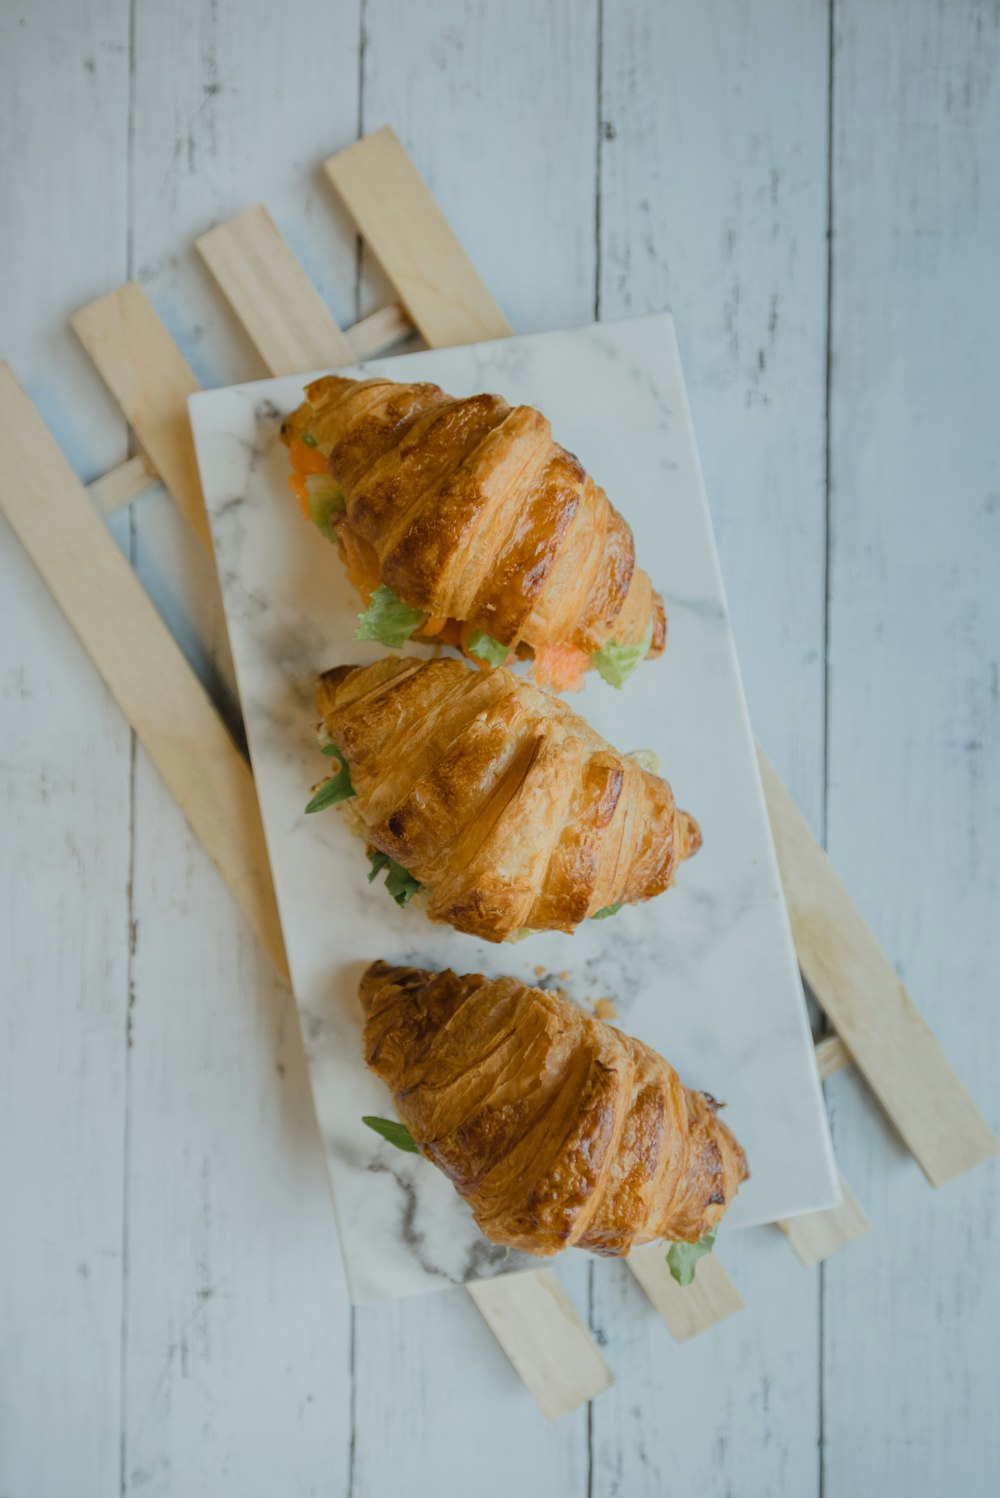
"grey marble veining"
189,313,839,1304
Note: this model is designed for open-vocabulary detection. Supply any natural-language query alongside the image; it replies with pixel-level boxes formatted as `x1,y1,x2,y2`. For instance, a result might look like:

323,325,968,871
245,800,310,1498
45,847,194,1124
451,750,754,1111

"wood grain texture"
88,451,160,514
627,1244,744,1341
823,2,1000,1493
0,11,131,1493
197,205,356,374
325,126,514,347
815,1031,852,1080
761,748,997,1184
72,284,210,548
778,1171,869,1267
592,3,830,1492
3,0,999,1490
0,367,288,983
120,5,361,1489
466,1272,613,1421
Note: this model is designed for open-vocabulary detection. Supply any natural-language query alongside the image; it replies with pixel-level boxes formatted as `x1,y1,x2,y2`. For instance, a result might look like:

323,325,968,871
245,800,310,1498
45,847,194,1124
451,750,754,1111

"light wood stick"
88,451,159,513
71,284,210,548
627,1243,743,1342
324,126,514,348
815,1031,852,1080
466,1272,613,1421
758,748,999,1186
0,365,288,985
197,205,356,375
348,300,414,359
777,1171,870,1267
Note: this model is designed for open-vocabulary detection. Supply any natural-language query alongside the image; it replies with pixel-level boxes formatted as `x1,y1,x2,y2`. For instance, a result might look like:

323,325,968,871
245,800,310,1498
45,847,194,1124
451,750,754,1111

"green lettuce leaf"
300,431,319,448
591,616,655,689
367,849,422,907
362,1116,418,1153
355,585,427,648
304,750,355,813
305,475,346,539
465,629,510,668
590,903,622,920
666,1230,717,1287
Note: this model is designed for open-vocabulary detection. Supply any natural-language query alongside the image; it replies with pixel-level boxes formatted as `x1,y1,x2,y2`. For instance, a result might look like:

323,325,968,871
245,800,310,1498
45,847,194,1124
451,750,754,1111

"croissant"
316,656,700,942
361,961,748,1255
283,373,666,692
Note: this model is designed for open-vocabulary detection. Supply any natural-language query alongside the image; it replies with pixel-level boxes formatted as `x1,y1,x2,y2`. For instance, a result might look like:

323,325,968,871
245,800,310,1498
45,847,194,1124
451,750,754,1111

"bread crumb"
594,997,617,1020
559,971,570,981
533,965,546,977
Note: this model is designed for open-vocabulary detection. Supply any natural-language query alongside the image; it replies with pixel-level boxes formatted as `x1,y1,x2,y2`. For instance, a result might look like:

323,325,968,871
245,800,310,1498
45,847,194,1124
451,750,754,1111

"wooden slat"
778,1172,870,1267
466,1271,613,1421
627,1243,744,1342
348,300,413,359
0,365,288,984
815,1031,852,1081
87,450,159,513
197,205,355,375
324,126,513,348
758,748,999,1186
71,284,210,548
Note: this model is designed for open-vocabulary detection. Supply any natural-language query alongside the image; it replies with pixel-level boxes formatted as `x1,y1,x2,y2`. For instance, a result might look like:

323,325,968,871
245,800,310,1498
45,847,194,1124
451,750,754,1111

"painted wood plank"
627,1244,744,1341
0,7,131,1493
197,205,355,374
759,748,998,1186
823,2,1000,1493
122,8,363,1484
778,1173,869,1268
592,2,830,1493
324,125,514,348
71,284,210,548
466,1272,613,1421
0,456,131,1498
0,367,288,983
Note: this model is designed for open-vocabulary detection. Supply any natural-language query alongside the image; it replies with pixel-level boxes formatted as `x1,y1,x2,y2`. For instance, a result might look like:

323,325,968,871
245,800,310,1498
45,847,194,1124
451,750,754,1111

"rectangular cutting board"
189,312,840,1303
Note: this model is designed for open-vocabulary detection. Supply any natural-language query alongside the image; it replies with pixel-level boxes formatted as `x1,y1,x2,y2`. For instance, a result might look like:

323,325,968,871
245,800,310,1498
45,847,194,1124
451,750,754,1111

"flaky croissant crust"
361,962,748,1256
285,373,667,659
318,657,700,942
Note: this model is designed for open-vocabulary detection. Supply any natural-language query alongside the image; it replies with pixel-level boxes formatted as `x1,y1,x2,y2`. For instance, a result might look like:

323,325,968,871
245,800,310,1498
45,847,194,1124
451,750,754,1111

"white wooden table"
2,2,998,1493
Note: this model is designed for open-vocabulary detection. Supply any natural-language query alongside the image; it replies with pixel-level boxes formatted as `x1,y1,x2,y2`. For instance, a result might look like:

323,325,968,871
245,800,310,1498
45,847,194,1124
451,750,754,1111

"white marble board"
189,312,839,1304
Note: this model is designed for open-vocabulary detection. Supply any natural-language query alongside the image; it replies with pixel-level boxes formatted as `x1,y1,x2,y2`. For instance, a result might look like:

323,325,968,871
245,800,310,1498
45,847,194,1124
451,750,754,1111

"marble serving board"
189,312,840,1304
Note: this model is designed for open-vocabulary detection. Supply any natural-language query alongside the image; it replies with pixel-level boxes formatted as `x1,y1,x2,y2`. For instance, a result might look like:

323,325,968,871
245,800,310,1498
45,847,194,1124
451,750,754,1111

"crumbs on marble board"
594,997,617,1020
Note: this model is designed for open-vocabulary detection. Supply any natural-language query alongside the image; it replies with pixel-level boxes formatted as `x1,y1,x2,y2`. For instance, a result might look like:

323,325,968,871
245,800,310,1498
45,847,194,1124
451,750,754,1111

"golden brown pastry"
315,656,700,942
283,373,666,692
361,961,748,1256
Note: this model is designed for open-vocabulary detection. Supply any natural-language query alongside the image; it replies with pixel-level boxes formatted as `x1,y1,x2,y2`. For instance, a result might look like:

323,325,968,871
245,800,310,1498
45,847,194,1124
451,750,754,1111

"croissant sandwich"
360,961,747,1256
308,655,700,942
282,373,666,692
